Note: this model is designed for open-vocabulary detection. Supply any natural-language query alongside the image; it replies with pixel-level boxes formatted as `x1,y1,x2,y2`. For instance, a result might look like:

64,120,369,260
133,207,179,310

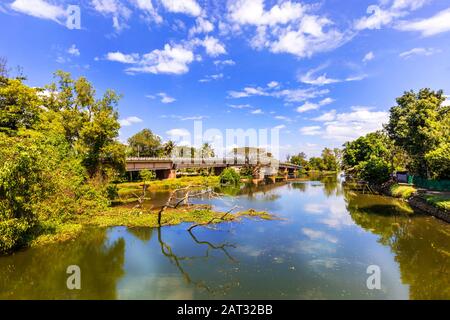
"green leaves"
386,88,448,178
0,78,42,134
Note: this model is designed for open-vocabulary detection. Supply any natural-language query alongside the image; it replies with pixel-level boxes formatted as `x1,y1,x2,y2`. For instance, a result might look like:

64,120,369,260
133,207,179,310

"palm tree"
163,140,176,157
201,142,215,158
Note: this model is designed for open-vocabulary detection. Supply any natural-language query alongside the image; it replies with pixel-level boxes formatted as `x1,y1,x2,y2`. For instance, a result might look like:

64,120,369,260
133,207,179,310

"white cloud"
132,0,162,23
312,110,337,121
355,0,428,31
363,51,374,62
228,0,304,26
296,97,334,113
299,126,322,136
274,88,329,103
399,47,441,59
119,116,143,126
251,109,264,114
227,0,350,58
189,17,214,36
300,71,339,86
322,106,389,141
228,86,269,98
229,84,329,103
166,128,191,137
443,98,450,106
67,44,80,57
274,124,286,130
299,65,366,86
10,0,66,23
158,92,176,103
199,73,224,83
200,36,227,57
106,51,139,64
267,81,280,88
396,8,450,36
228,104,252,109
148,92,176,103
91,0,132,31
161,0,202,17
296,102,320,113
214,59,235,67
114,43,195,75
274,115,292,122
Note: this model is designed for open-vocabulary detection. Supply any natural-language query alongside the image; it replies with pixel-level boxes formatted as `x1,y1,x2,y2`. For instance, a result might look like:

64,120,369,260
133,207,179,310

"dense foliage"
288,148,339,172
0,67,125,253
385,89,449,179
219,168,241,185
342,88,449,184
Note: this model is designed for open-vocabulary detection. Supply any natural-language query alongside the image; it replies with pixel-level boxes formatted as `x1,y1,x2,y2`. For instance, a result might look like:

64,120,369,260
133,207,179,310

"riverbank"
386,183,450,222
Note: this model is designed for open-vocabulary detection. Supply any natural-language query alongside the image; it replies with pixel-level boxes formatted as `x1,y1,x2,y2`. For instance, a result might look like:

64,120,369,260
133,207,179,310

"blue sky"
1,0,450,159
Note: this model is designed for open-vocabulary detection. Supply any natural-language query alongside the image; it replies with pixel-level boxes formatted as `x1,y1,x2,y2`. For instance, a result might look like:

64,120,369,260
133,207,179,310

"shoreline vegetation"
1,63,449,256
30,203,275,249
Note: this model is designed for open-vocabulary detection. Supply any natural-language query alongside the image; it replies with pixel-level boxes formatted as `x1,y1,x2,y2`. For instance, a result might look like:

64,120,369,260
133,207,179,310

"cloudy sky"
1,0,450,158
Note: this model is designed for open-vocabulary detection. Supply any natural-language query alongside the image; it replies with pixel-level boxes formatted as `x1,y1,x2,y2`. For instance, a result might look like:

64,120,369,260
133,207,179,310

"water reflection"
0,229,125,299
345,192,450,299
0,174,449,299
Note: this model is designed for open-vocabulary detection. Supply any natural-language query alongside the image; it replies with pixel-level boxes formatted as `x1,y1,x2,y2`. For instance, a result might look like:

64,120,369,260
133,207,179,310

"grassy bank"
387,183,449,219
390,184,417,199
19,204,274,251
423,194,450,211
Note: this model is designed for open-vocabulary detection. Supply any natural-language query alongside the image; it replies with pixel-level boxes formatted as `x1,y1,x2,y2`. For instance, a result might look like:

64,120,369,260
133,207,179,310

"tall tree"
321,148,338,171
385,89,449,178
0,77,41,135
127,128,162,157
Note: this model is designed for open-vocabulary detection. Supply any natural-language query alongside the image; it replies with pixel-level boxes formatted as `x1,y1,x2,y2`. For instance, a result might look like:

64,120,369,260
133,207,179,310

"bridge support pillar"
161,169,177,179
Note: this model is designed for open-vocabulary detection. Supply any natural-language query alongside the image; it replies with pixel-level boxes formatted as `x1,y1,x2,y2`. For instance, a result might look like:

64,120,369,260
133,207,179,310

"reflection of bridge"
125,157,301,181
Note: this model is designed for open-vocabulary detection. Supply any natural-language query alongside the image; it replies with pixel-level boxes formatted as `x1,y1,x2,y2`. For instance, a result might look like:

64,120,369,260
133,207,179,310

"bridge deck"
125,157,301,172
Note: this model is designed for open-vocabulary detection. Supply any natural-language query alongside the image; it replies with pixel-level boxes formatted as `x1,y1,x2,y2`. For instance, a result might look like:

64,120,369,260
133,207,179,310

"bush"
219,168,241,185
0,218,33,254
357,156,392,185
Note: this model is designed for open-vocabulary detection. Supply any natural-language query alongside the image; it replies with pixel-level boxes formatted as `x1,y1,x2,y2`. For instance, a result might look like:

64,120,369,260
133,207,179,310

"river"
0,174,449,299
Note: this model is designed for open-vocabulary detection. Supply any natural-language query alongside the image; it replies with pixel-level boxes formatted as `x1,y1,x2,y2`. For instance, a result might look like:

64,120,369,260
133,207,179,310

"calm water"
1,175,449,299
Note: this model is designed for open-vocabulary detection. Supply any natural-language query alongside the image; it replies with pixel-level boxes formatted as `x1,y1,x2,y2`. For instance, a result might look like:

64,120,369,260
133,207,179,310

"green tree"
162,140,176,157
309,157,325,171
289,152,309,168
127,129,162,157
357,156,392,185
0,77,41,134
201,142,215,158
321,148,338,171
342,131,391,169
219,168,241,185
385,88,449,178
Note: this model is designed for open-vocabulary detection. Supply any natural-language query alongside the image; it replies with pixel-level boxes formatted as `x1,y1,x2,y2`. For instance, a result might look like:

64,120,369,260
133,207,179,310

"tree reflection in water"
0,228,126,299
344,191,450,299
155,226,239,295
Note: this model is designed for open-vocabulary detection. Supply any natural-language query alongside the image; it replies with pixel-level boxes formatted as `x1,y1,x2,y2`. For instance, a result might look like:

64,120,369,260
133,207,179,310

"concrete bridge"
125,157,301,181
